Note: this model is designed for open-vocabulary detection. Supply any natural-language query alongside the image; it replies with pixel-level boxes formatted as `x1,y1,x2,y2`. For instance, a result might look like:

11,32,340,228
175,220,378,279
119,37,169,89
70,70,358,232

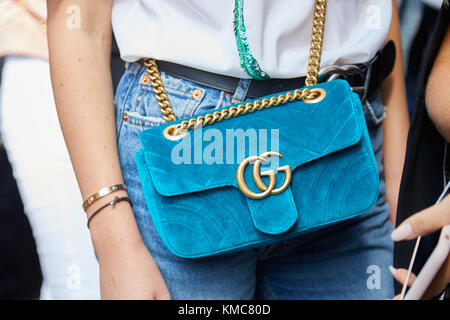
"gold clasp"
236,151,292,199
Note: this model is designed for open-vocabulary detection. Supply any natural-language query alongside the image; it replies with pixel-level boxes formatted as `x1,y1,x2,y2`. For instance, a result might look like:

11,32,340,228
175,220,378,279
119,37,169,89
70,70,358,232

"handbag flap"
139,80,363,198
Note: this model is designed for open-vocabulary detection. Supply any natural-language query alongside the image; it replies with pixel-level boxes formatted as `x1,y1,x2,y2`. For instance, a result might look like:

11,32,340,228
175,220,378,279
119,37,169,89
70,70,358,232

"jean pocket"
363,91,386,128
122,67,209,127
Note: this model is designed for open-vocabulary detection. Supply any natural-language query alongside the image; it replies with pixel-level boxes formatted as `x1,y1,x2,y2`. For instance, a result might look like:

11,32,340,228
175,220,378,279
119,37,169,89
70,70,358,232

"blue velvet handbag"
134,0,379,258
135,78,379,258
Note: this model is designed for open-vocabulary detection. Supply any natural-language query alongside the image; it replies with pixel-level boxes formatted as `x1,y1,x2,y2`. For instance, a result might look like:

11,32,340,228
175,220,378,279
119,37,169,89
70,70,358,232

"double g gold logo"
236,151,292,199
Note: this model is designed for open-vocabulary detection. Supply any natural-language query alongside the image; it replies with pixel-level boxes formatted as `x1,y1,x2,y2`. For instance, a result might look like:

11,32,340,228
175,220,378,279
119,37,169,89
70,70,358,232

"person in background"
391,0,449,299
398,0,443,116
0,0,100,299
0,70,42,298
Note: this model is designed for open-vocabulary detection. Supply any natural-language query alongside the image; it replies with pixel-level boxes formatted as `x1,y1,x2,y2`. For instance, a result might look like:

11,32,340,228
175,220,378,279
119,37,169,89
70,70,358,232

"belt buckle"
318,64,371,102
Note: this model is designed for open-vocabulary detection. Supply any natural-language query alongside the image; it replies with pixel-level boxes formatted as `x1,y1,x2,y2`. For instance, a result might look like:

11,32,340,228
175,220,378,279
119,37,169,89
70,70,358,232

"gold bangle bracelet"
82,184,127,211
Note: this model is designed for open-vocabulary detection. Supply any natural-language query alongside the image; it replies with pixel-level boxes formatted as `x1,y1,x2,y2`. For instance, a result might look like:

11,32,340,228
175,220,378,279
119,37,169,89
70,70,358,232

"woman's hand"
390,194,450,299
88,200,171,300
99,239,171,300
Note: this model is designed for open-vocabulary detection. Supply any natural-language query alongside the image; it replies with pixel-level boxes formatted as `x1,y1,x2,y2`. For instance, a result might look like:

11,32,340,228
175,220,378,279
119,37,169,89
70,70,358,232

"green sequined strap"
233,0,270,80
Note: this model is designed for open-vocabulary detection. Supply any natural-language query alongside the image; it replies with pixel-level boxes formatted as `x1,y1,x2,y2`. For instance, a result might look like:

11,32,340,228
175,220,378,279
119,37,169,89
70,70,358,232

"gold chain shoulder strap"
305,0,327,86
144,0,327,140
143,59,178,123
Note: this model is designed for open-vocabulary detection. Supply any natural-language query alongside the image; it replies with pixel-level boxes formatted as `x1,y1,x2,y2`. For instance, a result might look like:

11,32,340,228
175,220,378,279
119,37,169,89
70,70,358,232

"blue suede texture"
246,186,298,234
135,80,379,258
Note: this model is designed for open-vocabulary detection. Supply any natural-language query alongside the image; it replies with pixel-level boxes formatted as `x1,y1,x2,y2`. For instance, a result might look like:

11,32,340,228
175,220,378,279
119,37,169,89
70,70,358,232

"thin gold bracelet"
82,184,127,212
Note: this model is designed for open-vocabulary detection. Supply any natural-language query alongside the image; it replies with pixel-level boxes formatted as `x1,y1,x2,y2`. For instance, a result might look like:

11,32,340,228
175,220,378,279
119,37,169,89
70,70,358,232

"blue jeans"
115,62,394,299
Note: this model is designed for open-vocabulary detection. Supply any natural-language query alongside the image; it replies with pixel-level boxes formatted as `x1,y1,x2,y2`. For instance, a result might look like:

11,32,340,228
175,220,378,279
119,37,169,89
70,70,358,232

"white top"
112,0,392,79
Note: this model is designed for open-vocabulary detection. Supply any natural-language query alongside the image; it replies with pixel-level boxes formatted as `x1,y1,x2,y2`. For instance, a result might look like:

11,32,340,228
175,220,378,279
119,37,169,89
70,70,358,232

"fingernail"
391,223,413,241
389,265,397,276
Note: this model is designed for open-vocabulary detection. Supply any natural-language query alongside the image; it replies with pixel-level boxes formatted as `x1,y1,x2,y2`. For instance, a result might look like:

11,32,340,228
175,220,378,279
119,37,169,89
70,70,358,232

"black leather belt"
140,40,395,102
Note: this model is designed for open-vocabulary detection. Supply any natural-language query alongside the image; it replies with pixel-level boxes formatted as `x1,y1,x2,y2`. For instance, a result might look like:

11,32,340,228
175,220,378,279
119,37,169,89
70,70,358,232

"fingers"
390,195,450,300
389,266,417,300
389,266,417,287
390,259,450,300
423,256,450,300
391,194,450,241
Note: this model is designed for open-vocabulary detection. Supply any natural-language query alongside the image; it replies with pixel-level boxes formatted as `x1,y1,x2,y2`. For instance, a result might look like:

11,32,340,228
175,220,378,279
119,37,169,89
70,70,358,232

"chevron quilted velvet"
135,80,379,258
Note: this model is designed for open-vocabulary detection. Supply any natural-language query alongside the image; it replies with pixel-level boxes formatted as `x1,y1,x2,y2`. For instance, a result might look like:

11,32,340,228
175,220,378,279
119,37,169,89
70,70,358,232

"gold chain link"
143,59,178,122
144,0,327,139
305,0,327,86
162,88,324,140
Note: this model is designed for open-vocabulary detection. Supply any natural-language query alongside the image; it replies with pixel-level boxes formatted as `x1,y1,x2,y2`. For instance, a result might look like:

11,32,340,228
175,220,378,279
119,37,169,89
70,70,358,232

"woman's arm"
47,0,170,299
380,0,411,225
426,25,450,141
